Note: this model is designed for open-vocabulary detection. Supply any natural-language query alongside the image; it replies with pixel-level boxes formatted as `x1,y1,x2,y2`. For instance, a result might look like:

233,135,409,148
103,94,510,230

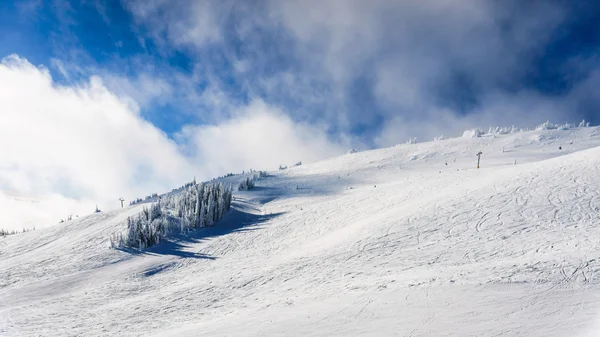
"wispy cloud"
101,72,173,109
124,0,230,50
121,0,599,146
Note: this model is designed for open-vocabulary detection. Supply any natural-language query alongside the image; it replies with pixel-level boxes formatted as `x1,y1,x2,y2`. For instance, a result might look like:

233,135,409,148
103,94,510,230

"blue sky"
2,0,600,229
3,0,599,142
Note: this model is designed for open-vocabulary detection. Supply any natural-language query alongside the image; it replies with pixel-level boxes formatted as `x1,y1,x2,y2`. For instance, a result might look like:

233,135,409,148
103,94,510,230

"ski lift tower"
118,197,125,208
476,151,483,169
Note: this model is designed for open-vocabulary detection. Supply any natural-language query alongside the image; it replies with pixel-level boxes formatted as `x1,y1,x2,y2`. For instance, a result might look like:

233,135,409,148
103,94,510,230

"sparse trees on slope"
0,228,25,236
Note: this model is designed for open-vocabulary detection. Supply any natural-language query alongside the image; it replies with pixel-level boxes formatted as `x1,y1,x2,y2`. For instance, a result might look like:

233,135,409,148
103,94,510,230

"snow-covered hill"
3,126,600,336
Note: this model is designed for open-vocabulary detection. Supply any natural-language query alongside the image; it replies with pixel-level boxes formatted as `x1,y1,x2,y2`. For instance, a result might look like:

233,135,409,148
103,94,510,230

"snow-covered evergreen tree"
196,183,204,228
205,187,214,227
238,177,255,191
111,181,233,250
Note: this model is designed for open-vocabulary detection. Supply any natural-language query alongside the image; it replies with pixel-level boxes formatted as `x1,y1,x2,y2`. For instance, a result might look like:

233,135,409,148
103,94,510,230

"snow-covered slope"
3,126,600,336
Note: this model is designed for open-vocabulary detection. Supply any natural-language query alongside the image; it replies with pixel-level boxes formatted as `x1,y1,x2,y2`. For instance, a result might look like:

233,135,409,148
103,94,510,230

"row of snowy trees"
462,120,591,139
129,193,159,206
128,169,267,207
238,170,270,190
111,182,233,249
129,198,143,205
536,120,590,131
256,170,268,178
164,182,233,228
0,228,34,237
110,203,172,249
238,177,255,191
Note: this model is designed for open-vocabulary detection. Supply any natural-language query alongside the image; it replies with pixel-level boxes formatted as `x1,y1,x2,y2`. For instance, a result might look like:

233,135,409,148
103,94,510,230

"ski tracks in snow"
4,128,600,336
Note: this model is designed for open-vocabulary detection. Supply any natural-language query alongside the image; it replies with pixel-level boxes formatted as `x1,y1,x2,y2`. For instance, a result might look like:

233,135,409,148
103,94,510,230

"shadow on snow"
116,203,284,260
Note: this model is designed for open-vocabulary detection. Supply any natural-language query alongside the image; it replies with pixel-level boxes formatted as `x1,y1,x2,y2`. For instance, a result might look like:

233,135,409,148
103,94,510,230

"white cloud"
101,72,173,109
0,55,347,230
121,0,591,145
374,91,568,147
0,55,193,229
125,0,227,50
178,100,350,177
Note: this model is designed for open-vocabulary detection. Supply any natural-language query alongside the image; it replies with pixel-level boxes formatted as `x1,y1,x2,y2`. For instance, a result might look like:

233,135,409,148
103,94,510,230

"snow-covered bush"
461,121,589,140
406,137,417,144
463,125,521,139
347,149,358,154
535,121,575,131
535,121,557,131
111,182,233,250
536,121,584,131
579,119,590,127
130,198,143,205
462,128,484,138
144,193,158,201
279,165,288,170
558,123,577,130
238,177,255,191
294,161,302,167
487,126,520,135
257,170,268,178
433,135,445,141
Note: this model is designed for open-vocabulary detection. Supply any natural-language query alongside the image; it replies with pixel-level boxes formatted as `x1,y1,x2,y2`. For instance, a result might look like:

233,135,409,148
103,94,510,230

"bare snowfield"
3,126,600,336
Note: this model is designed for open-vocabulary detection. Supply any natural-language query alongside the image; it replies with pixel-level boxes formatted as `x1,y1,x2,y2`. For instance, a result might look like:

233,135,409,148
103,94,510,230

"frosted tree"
216,183,224,220
111,181,233,249
195,183,204,228
205,186,215,227
238,177,255,191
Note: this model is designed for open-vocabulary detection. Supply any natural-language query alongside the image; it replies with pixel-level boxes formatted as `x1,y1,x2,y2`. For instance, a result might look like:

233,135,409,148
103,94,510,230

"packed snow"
2,126,600,336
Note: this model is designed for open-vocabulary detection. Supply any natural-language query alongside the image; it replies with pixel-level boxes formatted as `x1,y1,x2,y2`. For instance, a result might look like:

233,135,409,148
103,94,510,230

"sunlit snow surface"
3,127,600,336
